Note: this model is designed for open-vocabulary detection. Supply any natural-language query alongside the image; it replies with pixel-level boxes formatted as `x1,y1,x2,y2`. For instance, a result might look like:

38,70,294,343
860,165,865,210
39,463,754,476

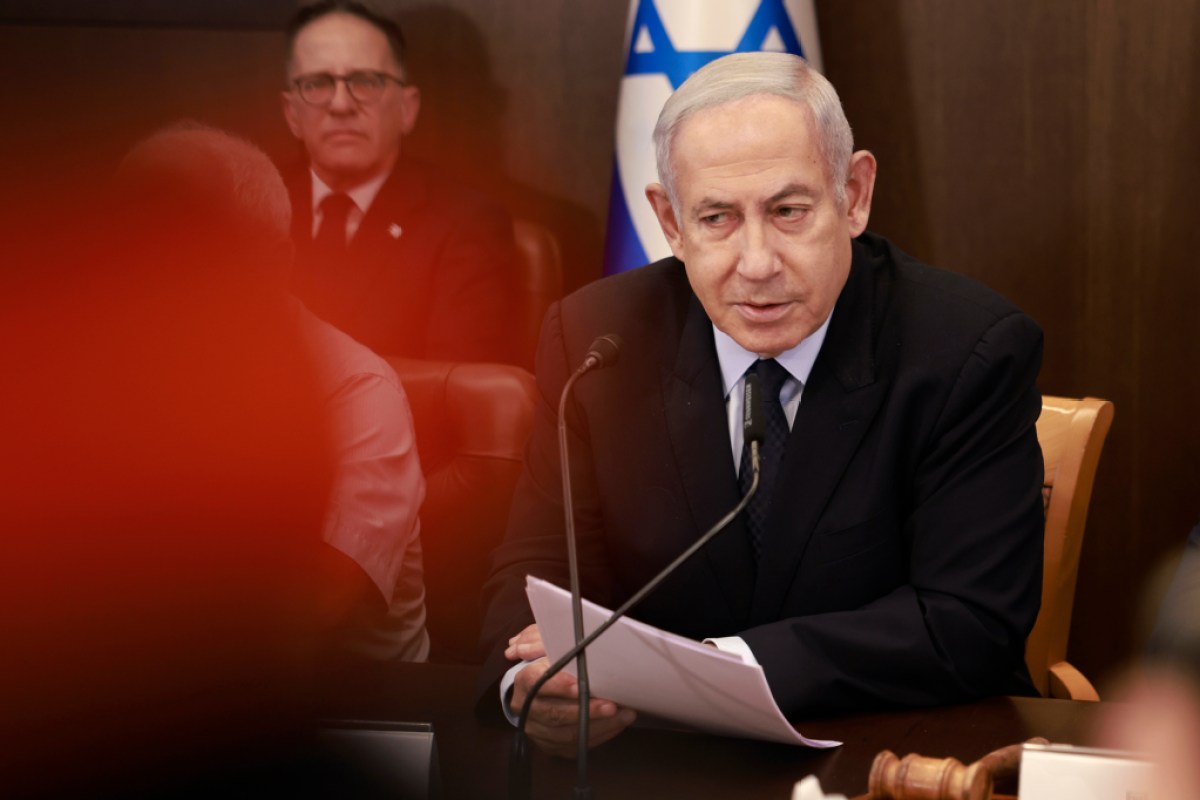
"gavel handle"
866,736,1052,800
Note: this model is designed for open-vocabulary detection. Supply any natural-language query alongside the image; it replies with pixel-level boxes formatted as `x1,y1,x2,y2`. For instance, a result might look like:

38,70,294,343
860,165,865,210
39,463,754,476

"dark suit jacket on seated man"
281,0,517,363
478,51,1045,756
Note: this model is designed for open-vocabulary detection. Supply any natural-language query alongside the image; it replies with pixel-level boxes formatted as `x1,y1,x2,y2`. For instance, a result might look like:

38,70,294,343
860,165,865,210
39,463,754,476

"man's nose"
736,219,779,281
328,79,356,113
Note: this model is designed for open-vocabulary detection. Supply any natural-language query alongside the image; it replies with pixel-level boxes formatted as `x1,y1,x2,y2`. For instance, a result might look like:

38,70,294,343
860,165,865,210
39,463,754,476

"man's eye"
777,206,806,219
348,72,384,90
700,212,728,225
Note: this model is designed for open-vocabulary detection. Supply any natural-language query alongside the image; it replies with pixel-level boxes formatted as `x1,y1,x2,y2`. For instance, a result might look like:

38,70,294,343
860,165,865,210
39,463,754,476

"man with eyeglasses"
281,0,517,363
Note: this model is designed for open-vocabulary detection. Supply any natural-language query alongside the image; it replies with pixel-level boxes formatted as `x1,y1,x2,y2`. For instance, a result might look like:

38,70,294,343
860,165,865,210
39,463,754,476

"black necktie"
314,192,355,253
738,358,792,560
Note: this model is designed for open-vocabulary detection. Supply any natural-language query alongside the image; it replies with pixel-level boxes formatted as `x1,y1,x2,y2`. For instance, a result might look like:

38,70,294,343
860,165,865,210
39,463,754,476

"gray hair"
653,52,853,211
117,121,292,249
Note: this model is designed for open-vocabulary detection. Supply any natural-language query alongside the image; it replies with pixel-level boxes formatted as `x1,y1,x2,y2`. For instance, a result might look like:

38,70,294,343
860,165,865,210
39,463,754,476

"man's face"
647,94,875,357
282,13,419,191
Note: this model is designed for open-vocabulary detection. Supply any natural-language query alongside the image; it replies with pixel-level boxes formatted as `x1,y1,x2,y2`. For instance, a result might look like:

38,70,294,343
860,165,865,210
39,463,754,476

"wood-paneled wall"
2,0,1196,688
816,0,1200,685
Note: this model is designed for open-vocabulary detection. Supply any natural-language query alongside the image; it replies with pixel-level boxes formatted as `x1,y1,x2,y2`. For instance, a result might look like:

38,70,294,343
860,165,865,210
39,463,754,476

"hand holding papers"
525,575,841,748
792,775,848,800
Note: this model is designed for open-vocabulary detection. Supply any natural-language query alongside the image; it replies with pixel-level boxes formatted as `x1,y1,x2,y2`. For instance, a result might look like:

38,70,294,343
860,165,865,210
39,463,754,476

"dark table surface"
317,662,1105,800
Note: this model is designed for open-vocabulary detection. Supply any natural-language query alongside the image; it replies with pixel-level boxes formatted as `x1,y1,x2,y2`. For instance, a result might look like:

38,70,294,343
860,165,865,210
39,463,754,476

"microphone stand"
520,446,760,721
509,357,764,800
511,335,620,800
558,357,598,798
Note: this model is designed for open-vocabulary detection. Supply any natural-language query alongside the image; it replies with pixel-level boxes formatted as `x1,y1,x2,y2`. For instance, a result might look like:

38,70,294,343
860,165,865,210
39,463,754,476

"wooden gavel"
865,737,1049,800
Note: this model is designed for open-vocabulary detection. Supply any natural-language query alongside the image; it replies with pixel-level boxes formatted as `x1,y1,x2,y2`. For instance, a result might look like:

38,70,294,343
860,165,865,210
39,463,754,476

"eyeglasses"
290,71,406,107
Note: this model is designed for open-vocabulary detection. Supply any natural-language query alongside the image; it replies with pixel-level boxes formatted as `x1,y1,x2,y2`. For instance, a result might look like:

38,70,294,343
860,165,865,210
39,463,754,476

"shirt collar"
310,169,389,218
713,311,833,399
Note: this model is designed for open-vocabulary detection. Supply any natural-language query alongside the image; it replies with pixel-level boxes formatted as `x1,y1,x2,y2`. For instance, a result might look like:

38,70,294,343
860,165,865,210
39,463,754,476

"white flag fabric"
602,0,823,275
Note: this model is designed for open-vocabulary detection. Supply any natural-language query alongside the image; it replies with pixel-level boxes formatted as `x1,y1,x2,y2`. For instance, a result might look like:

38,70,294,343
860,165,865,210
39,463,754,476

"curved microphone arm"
516,441,761,734
556,359,595,786
509,335,758,800
512,334,624,799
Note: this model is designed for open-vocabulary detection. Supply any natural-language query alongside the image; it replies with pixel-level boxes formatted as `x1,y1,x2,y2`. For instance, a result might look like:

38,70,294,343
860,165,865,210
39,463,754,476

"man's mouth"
735,300,790,323
324,129,365,141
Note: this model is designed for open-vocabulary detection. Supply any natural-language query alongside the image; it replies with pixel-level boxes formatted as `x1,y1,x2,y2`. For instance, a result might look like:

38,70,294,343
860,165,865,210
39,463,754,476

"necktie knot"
750,358,791,401
320,191,355,220
315,192,356,249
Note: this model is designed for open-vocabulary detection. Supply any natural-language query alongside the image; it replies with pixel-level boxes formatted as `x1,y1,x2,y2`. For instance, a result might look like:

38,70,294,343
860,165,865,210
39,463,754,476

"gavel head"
868,749,993,800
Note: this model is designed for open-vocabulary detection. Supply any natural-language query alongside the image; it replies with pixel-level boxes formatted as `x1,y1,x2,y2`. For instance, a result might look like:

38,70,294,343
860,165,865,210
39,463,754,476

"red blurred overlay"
0,143,334,793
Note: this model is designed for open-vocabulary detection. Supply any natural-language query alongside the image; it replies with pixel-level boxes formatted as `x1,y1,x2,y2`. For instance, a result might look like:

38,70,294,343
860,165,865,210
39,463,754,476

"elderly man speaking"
481,52,1045,756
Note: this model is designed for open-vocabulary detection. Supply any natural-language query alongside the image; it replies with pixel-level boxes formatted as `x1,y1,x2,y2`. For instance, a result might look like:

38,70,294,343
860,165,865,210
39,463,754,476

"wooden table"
317,662,1104,800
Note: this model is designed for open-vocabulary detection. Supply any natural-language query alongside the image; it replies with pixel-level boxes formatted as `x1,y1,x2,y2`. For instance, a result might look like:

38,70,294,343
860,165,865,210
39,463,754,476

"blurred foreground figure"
115,124,430,666
0,123,411,796
1095,521,1200,799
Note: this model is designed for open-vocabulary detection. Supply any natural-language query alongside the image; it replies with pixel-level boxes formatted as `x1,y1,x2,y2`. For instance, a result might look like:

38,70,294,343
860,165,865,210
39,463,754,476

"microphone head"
742,372,766,444
584,334,623,369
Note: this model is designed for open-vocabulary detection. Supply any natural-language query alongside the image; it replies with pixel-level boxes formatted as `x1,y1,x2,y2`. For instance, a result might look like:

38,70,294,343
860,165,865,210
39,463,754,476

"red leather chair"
386,357,537,663
511,219,562,371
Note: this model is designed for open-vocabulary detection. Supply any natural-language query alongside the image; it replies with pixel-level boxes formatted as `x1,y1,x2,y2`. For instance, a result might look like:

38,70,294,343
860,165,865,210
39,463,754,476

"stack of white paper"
525,575,841,748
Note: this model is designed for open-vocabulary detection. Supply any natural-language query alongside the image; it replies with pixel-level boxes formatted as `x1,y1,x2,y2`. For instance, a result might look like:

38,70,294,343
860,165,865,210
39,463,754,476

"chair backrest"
512,219,563,371
387,357,537,663
1026,395,1114,699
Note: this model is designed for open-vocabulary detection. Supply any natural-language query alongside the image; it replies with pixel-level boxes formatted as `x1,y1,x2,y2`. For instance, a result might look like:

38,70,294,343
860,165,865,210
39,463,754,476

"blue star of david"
624,0,807,89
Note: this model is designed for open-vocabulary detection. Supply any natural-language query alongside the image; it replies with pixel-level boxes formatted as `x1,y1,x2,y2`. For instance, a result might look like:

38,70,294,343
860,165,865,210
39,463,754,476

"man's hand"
505,624,636,758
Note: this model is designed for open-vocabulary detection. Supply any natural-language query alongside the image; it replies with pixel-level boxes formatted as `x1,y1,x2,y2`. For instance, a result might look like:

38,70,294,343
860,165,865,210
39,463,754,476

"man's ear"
281,92,303,140
843,150,877,237
645,183,685,260
398,85,421,136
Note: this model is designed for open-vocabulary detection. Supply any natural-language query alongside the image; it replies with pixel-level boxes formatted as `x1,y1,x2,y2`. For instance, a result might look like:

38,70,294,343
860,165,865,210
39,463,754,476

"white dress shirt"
500,313,833,719
310,169,389,242
713,314,831,473
297,301,430,662
703,313,831,659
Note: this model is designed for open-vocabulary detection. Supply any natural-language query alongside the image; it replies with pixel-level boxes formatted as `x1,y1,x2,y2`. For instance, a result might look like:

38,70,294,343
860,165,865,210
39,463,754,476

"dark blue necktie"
314,192,354,253
738,358,792,560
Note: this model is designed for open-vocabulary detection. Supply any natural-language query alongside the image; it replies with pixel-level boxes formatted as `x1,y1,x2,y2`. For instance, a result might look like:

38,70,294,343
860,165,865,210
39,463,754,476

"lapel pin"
388,223,403,239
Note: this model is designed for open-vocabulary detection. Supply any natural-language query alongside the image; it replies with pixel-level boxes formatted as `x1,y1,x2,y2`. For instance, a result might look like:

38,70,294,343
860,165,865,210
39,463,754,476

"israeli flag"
603,0,823,275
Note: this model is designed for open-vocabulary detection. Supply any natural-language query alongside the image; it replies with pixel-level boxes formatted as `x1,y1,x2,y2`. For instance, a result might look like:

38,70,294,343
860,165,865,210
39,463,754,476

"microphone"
742,371,765,450
510,352,764,800
582,333,622,370
541,335,623,799
560,335,621,798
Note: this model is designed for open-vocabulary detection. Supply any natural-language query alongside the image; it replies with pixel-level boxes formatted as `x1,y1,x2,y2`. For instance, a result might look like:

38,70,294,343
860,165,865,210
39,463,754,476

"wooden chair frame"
1025,395,1114,700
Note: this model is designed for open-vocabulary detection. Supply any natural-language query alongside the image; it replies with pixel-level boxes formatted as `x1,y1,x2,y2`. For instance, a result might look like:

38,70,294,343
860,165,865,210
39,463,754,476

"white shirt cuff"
499,659,536,726
704,635,760,666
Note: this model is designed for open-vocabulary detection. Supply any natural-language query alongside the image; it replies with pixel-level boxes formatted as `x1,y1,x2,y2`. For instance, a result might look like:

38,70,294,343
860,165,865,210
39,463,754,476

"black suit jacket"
286,157,517,362
479,232,1045,716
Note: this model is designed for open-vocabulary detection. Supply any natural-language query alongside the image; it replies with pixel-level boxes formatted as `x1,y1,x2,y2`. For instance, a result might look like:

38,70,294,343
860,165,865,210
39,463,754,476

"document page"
525,575,841,748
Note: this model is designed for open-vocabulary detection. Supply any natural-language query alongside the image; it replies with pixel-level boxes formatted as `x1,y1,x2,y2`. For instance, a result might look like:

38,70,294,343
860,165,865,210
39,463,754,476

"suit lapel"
337,158,428,314
662,290,756,625
349,157,425,258
287,162,421,319
750,247,891,624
